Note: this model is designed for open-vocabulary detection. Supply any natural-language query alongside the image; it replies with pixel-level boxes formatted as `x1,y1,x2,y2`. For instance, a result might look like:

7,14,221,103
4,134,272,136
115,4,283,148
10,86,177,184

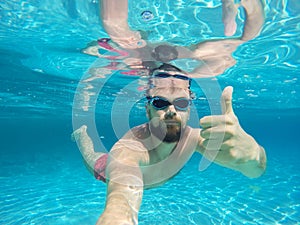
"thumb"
221,86,233,114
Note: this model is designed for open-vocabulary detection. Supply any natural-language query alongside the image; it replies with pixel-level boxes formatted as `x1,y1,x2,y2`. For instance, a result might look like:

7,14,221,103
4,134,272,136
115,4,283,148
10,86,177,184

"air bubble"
141,10,154,21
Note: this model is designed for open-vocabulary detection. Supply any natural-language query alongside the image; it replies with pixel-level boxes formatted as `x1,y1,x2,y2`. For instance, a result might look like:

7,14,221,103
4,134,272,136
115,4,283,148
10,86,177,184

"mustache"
161,112,181,122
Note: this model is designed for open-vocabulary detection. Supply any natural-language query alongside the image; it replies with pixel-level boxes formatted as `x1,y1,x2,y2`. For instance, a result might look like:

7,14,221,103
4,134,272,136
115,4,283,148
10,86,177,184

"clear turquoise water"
1,0,300,224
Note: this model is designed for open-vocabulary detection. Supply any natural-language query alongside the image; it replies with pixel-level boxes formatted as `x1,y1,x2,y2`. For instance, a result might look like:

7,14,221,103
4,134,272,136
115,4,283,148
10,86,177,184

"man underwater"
73,0,266,224
72,64,266,225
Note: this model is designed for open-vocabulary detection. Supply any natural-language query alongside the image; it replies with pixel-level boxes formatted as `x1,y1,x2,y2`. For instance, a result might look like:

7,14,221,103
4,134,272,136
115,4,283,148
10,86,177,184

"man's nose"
164,105,177,119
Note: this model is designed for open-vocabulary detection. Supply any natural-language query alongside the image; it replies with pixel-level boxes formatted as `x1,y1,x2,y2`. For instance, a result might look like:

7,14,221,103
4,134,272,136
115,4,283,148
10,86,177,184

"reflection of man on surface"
82,0,265,78
72,64,267,225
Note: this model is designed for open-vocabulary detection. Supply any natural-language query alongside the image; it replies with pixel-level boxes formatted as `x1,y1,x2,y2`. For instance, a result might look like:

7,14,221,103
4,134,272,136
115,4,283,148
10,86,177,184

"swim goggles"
152,72,191,87
153,72,191,81
147,96,191,111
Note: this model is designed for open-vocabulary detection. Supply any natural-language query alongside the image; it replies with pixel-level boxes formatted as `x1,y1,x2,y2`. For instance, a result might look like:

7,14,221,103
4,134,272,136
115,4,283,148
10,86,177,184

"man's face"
146,78,191,143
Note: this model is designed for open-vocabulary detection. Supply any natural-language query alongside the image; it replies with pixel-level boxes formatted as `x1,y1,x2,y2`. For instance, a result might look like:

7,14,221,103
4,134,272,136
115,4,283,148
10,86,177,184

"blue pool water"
1,0,300,224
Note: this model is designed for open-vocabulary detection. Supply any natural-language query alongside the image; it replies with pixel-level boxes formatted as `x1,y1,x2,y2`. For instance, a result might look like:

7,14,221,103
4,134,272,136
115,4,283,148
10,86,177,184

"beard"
149,121,184,143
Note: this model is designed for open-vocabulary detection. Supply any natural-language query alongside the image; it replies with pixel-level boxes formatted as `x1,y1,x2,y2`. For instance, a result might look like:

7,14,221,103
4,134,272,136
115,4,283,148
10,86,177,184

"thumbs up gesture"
198,86,266,178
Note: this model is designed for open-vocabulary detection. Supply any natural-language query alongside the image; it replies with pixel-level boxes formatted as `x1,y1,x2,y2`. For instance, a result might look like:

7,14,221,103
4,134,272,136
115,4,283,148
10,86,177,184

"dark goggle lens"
173,98,190,109
173,75,190,81
149,97,190,111
154,72,190,81
152,98,170,109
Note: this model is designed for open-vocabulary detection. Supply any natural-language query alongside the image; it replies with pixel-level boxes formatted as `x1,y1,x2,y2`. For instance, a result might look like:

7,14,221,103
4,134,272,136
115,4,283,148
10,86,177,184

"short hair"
151,45,179,62
149,63,186,75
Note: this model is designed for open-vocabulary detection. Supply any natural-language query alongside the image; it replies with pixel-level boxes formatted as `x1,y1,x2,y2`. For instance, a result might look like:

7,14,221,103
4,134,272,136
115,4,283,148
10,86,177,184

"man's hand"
105,26,147,49
199,86,266,177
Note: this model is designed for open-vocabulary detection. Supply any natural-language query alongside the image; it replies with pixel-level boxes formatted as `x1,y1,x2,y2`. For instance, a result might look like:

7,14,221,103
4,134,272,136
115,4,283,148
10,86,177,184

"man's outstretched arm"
96,136,149,225
72,126,147,224
100,0,146,49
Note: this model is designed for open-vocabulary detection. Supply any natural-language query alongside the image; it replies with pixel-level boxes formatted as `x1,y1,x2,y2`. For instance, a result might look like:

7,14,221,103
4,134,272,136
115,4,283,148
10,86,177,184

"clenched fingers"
200,115,234,129
200,126,233,140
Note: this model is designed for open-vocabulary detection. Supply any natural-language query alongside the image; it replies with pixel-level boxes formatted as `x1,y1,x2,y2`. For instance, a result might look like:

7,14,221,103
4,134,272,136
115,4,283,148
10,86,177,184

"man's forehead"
150,76,190,89
147,74,191,98
149,86,190,98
